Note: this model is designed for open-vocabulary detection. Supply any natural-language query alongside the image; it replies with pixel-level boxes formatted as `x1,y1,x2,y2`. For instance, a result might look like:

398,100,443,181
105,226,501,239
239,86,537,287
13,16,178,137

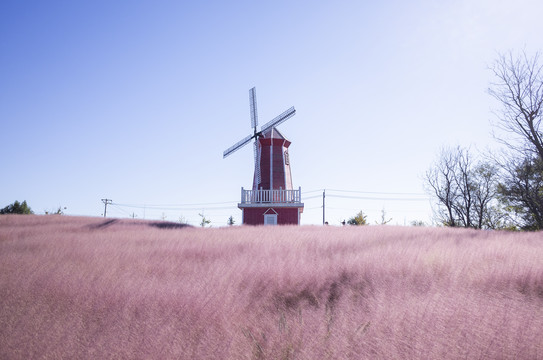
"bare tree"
425,146,501,229
489,50,543,230
488,50,543,158
472,162,501,229
425,147,461,227
452,148,475,228
199,212,211,227
375,208,392,225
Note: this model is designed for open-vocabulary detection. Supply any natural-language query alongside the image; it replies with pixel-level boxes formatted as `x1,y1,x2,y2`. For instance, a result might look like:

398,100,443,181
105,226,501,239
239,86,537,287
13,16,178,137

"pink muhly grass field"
1,215,543,359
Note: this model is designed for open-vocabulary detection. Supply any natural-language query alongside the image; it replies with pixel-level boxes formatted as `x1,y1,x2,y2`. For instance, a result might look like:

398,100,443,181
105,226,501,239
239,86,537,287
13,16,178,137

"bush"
0,200,33,214
347,210,367,225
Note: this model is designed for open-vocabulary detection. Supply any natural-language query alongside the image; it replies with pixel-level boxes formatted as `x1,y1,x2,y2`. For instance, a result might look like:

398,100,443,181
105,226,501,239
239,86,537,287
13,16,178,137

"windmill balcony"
240,187,303,206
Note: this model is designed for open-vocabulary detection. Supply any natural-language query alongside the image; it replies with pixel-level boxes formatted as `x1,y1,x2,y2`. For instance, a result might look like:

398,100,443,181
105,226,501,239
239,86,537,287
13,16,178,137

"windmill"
223,87,303,225
223,87,296,191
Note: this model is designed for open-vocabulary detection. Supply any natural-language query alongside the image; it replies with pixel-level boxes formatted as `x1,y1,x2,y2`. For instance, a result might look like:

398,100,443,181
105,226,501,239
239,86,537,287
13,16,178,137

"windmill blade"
223,134,254,158
253,140,261,186
249,87,258,130
260,106,296,133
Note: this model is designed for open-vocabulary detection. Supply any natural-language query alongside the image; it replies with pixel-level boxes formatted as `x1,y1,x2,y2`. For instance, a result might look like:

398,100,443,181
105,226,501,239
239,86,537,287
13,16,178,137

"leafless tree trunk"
472,162,499,229
425,147,458,227
452,148,474,228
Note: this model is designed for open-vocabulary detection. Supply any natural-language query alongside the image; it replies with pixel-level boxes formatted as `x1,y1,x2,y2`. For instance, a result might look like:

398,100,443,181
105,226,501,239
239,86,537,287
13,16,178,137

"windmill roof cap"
262,127,289,141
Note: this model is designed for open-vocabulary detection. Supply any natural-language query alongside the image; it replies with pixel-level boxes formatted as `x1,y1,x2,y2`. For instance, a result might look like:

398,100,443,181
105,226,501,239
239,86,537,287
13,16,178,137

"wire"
108,187,430,217
326,188,427,196
327,194,430,201
302,195,323,200
112,201,238,210
326,206,429,213
302,189,324,194
112,204,237,212
114,200,238,208
110,204,132,216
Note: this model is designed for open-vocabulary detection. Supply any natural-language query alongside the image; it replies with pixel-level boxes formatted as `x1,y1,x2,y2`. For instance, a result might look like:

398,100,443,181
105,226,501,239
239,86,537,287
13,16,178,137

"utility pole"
101,199,112,218
322,189,326,225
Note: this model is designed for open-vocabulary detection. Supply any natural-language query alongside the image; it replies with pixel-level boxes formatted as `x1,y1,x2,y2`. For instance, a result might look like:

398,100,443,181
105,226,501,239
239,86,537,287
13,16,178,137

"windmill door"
264,214,278,225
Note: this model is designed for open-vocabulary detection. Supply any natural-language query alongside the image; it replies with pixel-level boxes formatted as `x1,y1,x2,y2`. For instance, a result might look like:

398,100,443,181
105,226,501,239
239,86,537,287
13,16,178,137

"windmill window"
284,151,290,165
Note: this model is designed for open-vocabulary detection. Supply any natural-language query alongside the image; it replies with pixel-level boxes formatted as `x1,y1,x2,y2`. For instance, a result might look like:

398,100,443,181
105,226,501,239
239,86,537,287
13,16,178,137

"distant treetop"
0,200,34,215
347,210,368,226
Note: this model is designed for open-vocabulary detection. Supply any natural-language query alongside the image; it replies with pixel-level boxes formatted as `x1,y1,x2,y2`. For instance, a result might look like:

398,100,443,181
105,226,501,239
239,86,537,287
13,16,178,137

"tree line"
426,50,543,231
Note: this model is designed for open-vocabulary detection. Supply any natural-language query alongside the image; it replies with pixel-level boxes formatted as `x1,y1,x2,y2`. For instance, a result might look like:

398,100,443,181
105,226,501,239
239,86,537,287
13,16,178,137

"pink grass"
1,215,543,359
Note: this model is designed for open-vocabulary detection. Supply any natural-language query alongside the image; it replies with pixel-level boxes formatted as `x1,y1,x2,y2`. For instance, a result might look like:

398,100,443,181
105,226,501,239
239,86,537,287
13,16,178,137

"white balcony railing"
240,187,302,204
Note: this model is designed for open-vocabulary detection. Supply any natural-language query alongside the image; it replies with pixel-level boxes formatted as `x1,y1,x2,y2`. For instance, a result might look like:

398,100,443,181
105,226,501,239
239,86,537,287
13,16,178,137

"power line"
105,187,430,222
326,206,429,213
326,188,427,196
110,204,133,217
114,200,238,208
302,189,324,194
327,194,430,201
110,188,427,210
112,202,238,211
302,195,322,200
305,206,323,210
303,188,427,196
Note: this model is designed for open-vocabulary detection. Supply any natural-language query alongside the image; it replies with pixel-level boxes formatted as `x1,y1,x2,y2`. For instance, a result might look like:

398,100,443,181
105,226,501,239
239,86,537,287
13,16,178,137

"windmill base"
239,205,303,225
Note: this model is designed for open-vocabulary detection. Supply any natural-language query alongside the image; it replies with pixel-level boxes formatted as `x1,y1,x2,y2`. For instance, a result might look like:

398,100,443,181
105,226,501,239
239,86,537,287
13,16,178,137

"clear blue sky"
2,0,543,226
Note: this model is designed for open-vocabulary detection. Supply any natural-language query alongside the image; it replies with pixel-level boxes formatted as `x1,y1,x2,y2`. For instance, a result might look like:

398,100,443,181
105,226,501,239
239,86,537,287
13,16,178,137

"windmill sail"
249,87,258,130
253,141,261,187
223,134,253,158
260,106,296,133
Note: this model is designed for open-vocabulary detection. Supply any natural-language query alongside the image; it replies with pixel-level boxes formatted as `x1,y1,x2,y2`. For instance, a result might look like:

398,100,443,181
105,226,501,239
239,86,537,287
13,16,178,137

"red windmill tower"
223,87,304,225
